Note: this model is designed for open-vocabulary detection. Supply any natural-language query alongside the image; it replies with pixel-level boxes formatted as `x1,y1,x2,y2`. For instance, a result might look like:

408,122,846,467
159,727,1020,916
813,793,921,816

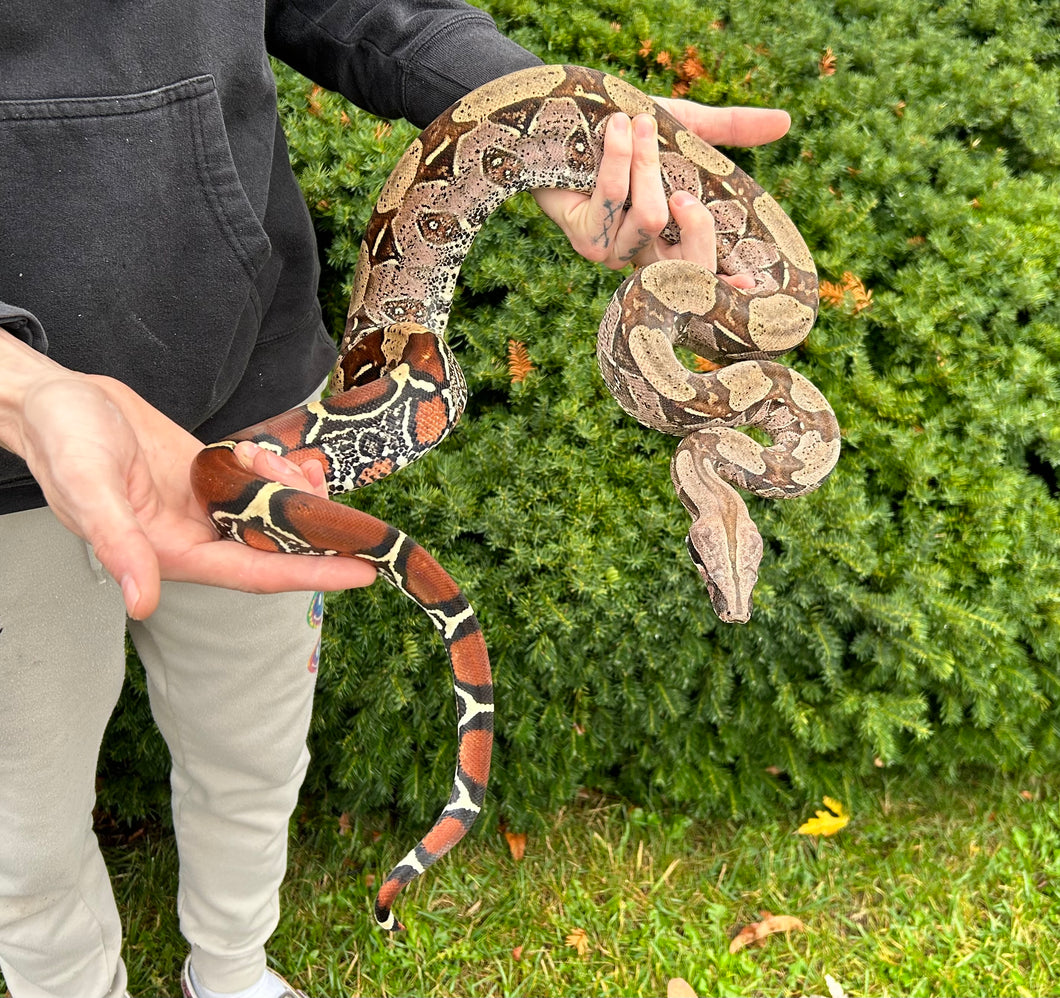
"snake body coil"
191,64,840,931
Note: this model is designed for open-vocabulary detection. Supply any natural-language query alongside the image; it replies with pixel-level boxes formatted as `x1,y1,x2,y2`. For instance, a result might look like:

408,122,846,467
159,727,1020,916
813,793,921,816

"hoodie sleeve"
0,301,47,353
265,0,542,128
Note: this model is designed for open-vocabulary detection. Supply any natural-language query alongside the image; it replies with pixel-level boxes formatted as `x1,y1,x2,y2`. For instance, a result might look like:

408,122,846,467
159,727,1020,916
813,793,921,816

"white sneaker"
179,955,309,998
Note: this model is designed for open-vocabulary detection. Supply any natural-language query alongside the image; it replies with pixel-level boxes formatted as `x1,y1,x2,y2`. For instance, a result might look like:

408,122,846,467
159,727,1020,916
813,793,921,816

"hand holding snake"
191,65,840,930
535,100,791,269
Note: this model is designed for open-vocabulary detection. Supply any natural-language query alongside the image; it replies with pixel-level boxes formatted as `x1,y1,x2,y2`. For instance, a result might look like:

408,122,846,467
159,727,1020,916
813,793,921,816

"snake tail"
190,437,492,933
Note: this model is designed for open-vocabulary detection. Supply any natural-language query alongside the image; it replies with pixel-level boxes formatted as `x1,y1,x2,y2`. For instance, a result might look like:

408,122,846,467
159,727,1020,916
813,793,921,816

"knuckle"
636,206,670,235
577,241,612,264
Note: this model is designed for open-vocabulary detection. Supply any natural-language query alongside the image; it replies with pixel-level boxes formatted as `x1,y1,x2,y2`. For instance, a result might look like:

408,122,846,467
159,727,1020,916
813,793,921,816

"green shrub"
100,0,1060,828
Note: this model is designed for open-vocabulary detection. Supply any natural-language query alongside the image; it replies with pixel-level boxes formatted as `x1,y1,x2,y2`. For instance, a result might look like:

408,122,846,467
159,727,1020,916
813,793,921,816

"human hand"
1,335,375,618
532,98,790,279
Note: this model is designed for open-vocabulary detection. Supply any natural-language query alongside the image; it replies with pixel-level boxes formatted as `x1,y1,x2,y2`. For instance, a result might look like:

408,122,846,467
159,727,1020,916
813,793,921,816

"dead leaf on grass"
504,830,528,861
729,910,807,953
667,977,698,997
797,796,850,837
566,927,590,956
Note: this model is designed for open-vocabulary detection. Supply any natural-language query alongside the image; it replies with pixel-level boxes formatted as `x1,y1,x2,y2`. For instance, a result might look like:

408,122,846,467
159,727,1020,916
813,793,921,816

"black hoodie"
0,0,540,512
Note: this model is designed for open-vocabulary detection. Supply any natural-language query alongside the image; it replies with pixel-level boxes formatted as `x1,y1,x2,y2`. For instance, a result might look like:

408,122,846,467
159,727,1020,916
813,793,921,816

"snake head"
685,519,763,624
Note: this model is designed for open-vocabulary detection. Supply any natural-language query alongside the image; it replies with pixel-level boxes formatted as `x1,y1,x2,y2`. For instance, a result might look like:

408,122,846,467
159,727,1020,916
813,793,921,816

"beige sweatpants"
0,505,325,998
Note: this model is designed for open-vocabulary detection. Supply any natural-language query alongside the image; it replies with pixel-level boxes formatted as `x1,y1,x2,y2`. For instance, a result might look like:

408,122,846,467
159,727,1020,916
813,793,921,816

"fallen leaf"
566,927,590,956
728,923,761,954
337,812,352,835
667,979,697,998
819,47,837,76
797,796,850,837
504,830,528,861
729,911,807,953
760,913,806,935
511,945,524,961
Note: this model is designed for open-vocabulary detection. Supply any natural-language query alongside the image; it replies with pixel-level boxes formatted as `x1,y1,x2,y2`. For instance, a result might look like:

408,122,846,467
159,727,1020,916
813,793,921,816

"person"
0,2,791,996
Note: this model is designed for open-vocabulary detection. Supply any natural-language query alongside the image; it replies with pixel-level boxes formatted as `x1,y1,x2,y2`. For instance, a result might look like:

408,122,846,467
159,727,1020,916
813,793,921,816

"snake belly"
191,62,839,932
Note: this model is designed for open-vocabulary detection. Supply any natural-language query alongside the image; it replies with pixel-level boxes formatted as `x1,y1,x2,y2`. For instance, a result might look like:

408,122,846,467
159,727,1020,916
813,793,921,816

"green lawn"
99,772,1059,997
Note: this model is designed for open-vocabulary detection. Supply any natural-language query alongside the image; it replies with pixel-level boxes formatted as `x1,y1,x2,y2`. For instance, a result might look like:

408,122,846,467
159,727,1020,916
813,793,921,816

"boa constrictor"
191,63,840,932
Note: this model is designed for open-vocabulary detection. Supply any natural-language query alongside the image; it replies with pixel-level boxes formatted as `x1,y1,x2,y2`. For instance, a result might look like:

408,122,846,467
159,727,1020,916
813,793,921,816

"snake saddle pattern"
191,64,840,931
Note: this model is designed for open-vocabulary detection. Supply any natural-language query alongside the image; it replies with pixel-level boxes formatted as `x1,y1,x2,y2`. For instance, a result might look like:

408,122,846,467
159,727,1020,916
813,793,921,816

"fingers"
234,441,329,498
622,115,670,264
87,513,162,619
67,452,165,619
48,464,164,620
600,114,668,266
659,191,717,271
576,112,633,263
645,193,754,288
170,537,378,594
536,91,793,274
654,97,791,147
565,112,753,273
574,113,670,268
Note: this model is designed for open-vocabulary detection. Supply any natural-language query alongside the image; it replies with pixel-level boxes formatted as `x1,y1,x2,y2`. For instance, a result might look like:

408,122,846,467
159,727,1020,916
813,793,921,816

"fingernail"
121,574,141,617
671,190,698,208
233,440,256,468
610,112,632,135
634,114,657,138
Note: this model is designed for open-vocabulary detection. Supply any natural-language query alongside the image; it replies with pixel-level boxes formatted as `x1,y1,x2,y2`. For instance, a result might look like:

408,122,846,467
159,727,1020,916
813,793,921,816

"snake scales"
191,64,840,931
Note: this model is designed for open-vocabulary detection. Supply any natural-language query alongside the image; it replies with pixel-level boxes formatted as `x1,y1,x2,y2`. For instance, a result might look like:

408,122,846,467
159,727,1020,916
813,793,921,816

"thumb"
78,502,162,619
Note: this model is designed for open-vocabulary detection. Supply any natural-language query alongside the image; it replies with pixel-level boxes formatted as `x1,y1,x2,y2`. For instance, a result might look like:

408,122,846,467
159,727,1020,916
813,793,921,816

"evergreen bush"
100,0,1060,828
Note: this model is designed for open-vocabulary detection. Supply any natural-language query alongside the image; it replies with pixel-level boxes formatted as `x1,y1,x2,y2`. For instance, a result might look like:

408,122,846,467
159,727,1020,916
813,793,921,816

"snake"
190,64,840,931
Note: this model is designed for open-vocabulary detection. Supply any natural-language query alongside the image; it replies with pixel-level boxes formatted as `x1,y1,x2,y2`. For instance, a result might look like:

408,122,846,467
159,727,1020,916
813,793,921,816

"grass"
32,772,1050,996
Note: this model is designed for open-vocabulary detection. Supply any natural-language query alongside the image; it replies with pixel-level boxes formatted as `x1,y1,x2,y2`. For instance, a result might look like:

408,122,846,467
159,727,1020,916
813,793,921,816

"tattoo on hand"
619,228,654,264
591,198,622,248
